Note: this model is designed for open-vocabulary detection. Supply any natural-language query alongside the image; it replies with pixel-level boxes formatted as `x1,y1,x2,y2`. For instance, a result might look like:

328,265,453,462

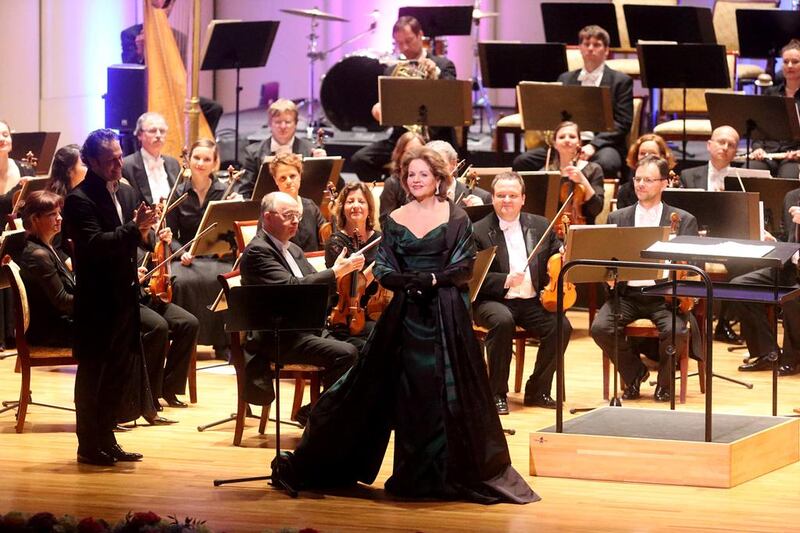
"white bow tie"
499,219,520,232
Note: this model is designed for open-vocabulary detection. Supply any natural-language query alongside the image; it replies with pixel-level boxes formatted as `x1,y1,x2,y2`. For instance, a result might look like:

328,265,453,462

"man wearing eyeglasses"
239,191,364,425
122,112,181,206
590,155,698,402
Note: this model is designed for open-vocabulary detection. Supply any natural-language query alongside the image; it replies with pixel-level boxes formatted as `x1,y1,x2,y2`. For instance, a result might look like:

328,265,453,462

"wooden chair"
0,261,76,433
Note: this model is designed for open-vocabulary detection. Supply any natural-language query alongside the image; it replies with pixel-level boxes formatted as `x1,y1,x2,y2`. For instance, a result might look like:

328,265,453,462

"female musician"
751,39,800,178
546,121,604,224
275,146,537,504
167,138,229,358
378,131,425,227
617,134,676,209
45,144,87,198
268,152,326,252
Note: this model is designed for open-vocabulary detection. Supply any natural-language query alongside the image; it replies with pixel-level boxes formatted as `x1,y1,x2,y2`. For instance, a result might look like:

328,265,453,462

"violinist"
589,155,698,403
46,144,87,198
426,140,492,206
0,119,35,197
617,134,677,209
121,112,182,205
545,121,604,224
267,152,326,252
473,172,573,413
379,131,425,228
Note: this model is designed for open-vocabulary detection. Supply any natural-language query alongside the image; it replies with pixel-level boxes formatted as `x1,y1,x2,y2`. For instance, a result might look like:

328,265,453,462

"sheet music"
647,240,774,259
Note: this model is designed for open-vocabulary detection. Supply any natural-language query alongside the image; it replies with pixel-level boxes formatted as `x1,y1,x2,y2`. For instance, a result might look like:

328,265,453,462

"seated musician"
512,25,633,179
240,191,363,425
379,131,425,228
750,40,800,178
733,186,800,375
617,134,677,210
426,140,491,206
350,15,457,181
239,99,326,200
46,144,87,197
266,153,326,252
0,118,36,222
166,138,232,360
473,172,573,413
543,121,604,224
589,155,698,402
120,0,223,133
122,112,182,205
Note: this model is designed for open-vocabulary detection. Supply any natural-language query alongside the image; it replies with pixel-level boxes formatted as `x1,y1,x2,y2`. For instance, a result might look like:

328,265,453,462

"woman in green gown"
276,147,537,504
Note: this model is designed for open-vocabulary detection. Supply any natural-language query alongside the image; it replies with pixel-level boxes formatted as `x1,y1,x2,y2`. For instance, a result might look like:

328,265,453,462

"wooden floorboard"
1,310,798,532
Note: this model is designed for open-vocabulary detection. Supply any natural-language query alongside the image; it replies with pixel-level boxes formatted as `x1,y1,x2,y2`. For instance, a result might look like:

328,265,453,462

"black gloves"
379,272,435,301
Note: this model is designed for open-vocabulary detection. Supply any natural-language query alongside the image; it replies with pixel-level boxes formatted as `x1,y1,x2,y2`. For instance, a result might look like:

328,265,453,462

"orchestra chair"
0,261,75,433
233,219,259,256
712,0,779,91
652,53,738,143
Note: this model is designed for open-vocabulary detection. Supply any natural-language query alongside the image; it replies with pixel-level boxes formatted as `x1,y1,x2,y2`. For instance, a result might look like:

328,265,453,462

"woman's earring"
435,181,441,195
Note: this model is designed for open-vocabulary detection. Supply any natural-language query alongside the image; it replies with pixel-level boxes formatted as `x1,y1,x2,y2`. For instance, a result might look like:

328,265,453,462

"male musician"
512,25,633,178
473,172,573,413
350,15,458,181
64,129,156,465
239,99,326,200
122,112,182,205
239,191,364,425
590,155,698,402
679,125,744,344
733,187,800,375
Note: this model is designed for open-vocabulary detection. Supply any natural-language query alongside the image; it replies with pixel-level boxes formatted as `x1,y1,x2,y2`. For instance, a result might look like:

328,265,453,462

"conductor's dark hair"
81,129,118,165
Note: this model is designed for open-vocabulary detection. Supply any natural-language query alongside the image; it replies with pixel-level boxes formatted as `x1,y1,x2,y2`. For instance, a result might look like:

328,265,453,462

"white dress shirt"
270,136,295,156
140,148,171,203
500,216,535,299
706,163,730,192
629,202,665,287
577,64,605,87
266,231,304,278
106,180,123,225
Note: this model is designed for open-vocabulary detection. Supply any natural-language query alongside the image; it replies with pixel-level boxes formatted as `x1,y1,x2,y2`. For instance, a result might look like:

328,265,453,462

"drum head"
321,55,385,131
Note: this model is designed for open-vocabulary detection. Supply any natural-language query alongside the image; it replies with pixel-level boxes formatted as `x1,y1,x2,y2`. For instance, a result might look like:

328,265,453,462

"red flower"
77,516,110,533
129,511,161,527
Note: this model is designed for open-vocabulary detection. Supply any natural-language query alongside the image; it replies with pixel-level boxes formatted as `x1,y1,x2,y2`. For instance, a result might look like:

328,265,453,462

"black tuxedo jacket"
240,227,335,288
558,66,633,155
784,187,800,244
607,202,698,236
121,150,182,205
240,136,316,199
679,164,709,190
473,212,561,302
63,171,151,360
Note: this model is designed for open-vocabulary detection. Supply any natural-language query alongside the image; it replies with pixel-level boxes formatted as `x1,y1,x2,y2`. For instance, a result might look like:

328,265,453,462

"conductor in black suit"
122,112,182,205
590,156,698,402
350,15,459,181
239,191,363,422
64,129,157,466
513,25,633,179
473,172,573,413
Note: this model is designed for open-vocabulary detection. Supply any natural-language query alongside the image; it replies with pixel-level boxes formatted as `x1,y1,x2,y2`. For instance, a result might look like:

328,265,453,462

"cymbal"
473,9,499,20
280,7,348,22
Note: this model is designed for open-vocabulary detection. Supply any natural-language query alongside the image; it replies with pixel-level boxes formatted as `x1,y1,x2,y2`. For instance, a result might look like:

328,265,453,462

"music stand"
516,82,614,133
724,176,799,241
517,171,561,219
563,225,669,409
478,42,567,88
623,5,717,46
707,92,800,167
379,77,472,129
188,200,261,258
213,283,329,496
662,190,760,241
397,5,473,38
638,43,729,162
9,176,49,224
251,157,345,204
9,132,60,175
463,204,494,223
200,20,279,163
737,10,800,75
541,3,621,49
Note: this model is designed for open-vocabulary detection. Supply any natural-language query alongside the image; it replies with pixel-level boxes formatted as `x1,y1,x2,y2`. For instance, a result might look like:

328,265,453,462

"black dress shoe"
654,385,671,402
77,448,116,466
523,393,556,408
494,394,509,415
163,394,188,408
294,404,312,427
779,363,800,376
714,320,743,345
104,443,143,462
738,356,775,372
622,367,649,400
144,415,178,426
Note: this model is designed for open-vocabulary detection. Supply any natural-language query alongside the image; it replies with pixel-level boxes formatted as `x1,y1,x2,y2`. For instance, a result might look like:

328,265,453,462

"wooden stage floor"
1,311,799,532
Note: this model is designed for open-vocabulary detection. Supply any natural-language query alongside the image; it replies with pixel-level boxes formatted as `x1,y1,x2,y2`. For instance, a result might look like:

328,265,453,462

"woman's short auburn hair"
20,190,64,231
399,146,450,202
334,181,376,231
625,133,676,170
268,152,303,179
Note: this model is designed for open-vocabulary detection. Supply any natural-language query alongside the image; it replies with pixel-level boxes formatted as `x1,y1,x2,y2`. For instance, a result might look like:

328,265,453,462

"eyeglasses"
270,210,302,222
144,128,168,135
632,177,666,185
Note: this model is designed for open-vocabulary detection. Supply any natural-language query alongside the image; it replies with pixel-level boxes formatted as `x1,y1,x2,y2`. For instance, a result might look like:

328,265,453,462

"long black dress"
277,203,537,503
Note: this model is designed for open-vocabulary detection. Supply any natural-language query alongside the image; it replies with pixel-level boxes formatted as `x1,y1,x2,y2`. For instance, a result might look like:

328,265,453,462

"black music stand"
638,43,729,162
707,92,800,167
200,20,279,163
623,5,717,46
737,10,800,76
541,3,621,48
662,190,761,241
478,43,567,88
724,176,799,241
463,204,494,223
397,5,473,38
213,284,329,496
517,171,561,219
9,132,60,175
516,82,614,133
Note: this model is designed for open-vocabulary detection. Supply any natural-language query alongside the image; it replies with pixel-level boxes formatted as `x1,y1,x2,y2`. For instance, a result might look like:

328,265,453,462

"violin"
668,170,680,188
20,151,38,174
540,213,577,313
318,181,338,245
329,230,368,335
454,165,480,205
222,164,244,200
667,212,696,314
556,155,587,236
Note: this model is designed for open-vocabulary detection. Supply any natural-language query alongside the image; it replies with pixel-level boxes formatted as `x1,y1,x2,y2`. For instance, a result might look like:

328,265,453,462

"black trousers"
474,297,572,397
199,96,223,134
75,353,126,452
590,291,688,388
730,266,800,365
512,145,623,178
140,301,199,399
